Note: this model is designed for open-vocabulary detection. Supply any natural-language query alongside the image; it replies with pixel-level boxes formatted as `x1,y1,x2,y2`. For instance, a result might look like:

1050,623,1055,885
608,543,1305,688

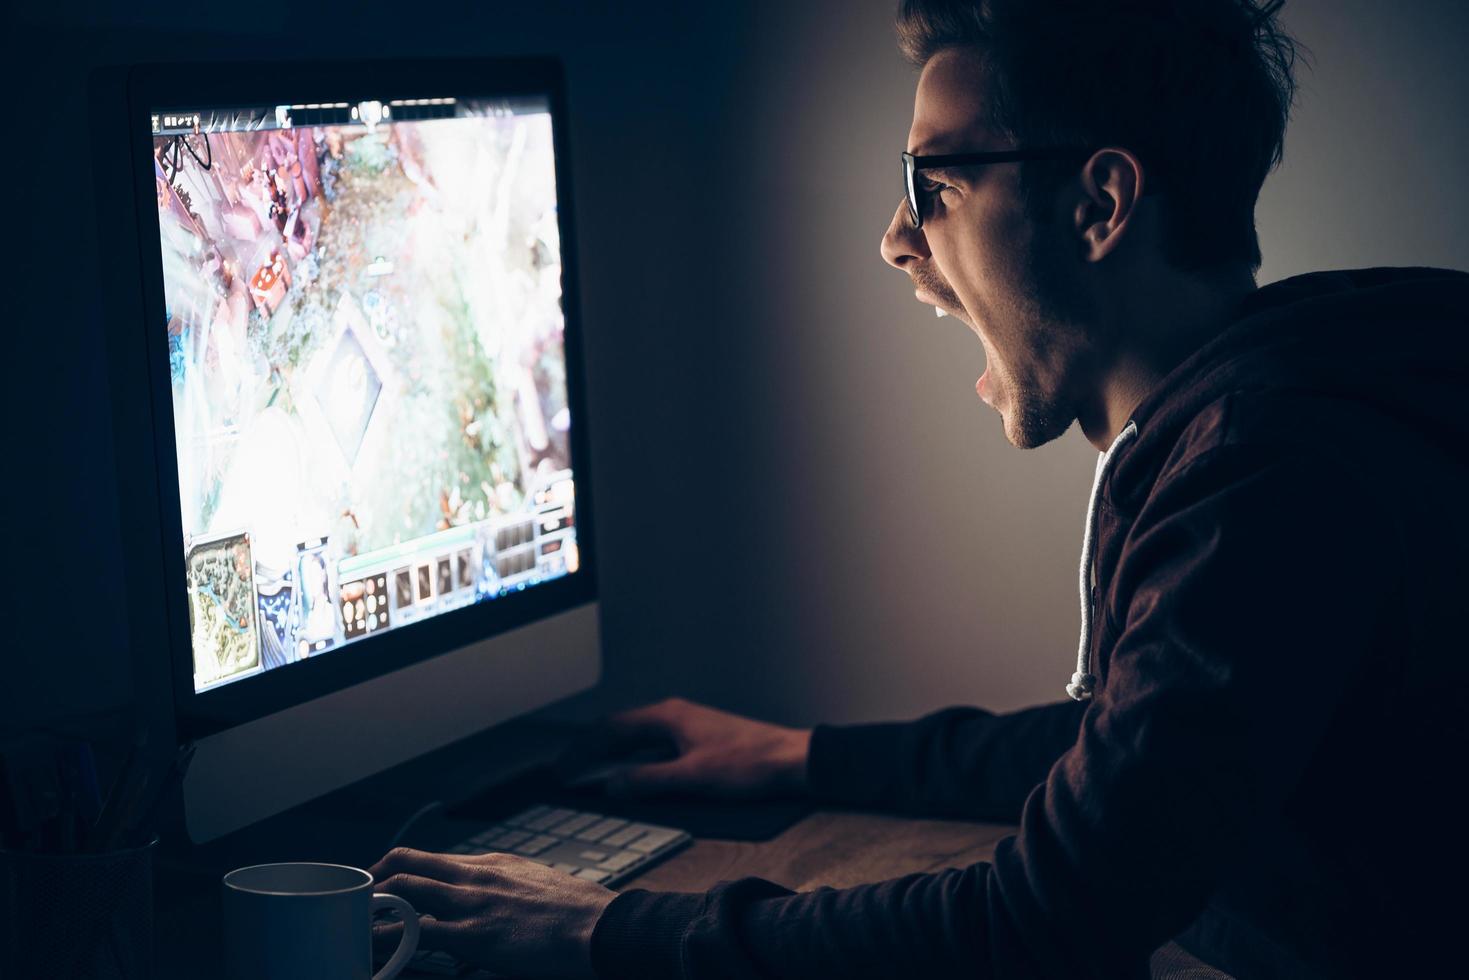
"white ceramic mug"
222,862,419,980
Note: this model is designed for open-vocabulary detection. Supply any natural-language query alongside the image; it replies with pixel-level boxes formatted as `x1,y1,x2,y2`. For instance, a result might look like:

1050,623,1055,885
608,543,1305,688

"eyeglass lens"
902,154,922,228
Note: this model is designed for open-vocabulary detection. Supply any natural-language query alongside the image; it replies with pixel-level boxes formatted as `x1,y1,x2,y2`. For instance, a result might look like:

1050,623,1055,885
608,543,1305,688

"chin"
1001,396,1072,450
1000,416,1040,450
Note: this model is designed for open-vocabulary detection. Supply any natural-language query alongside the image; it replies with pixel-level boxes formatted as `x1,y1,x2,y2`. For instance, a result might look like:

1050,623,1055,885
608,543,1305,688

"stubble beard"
918,266,1076,450
997,232,1095,450
1002,377,1072,449
995,307,1085,450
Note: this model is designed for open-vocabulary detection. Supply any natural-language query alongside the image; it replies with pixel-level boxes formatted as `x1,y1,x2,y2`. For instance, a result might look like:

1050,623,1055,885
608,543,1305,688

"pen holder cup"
0,836,158,980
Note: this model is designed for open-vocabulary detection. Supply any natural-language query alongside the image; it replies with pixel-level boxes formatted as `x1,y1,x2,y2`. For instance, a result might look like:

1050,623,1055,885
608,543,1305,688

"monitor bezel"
125,56,599,741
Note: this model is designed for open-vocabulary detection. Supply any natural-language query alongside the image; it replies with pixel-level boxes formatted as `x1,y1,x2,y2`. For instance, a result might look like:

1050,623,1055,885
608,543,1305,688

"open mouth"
913,288,951,317
913,286,996,406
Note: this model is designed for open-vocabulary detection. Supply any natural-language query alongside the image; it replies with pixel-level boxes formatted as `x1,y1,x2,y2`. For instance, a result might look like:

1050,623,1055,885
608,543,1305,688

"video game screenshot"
149,95,579,691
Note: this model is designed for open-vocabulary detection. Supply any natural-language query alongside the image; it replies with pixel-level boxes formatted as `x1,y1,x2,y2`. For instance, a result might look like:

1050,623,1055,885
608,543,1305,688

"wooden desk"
158,803,1224,978
151,716,1229,978
635,809,1014,892
616,810,1227,980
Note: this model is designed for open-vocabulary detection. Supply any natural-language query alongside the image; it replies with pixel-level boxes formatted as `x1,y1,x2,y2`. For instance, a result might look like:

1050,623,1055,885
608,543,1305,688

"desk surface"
153,716,1223,979
609,810,1221,980
412,809,1017,979
633,809,1015,892
161,805,1220,978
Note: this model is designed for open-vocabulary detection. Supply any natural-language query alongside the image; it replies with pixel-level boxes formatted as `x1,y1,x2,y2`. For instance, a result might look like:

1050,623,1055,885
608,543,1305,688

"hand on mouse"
567,697,812,801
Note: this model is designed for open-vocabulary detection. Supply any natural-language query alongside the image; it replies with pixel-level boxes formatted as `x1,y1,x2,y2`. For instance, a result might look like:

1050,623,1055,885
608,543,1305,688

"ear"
1071,147,1145,263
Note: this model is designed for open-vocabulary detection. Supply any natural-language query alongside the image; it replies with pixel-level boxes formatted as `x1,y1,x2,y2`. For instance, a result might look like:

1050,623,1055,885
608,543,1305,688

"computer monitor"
118,57,601,842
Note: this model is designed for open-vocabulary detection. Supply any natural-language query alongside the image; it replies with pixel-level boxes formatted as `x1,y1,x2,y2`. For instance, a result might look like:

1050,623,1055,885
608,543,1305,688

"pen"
71,741,104,827
105,769,152,852
56,752,78,854
122,741,196,847
60,741,103,851
87,730,148,853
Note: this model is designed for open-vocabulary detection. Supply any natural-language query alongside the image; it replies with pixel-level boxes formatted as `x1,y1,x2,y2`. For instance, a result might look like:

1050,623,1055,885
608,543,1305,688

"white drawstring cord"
1067,420,1139,701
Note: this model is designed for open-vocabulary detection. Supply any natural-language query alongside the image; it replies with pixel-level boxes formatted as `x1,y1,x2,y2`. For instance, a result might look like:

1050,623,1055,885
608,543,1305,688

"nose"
880,197,929,270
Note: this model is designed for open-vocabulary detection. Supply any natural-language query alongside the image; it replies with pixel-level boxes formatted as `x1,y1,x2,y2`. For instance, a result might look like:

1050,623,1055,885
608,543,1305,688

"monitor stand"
180,604,600,844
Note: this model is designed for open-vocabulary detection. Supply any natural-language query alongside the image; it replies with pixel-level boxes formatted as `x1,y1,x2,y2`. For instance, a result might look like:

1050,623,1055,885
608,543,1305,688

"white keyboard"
407,805,691,976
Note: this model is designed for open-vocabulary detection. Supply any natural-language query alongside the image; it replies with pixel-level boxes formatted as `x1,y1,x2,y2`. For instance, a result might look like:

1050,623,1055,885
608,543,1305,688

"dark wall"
9,0,1469,745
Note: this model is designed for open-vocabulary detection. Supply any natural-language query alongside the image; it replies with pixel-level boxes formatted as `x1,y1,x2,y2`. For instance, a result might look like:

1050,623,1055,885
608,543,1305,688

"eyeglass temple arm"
906,147,1092,170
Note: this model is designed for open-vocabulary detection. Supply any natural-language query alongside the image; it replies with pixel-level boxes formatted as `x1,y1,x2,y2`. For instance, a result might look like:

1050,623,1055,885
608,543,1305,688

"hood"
1107,266,1469,513
1063,266,1469,701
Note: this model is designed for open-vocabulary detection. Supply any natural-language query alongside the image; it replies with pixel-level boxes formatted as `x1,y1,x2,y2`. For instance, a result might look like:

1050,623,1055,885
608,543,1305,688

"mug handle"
370,893,421,980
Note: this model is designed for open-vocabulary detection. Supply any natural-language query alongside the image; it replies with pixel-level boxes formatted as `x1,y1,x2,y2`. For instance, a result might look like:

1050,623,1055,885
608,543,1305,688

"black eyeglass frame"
901,147,1093,229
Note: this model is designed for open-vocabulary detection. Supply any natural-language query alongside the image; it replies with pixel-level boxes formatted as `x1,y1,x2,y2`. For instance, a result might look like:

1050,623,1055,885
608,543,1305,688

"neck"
1077,267,1255,452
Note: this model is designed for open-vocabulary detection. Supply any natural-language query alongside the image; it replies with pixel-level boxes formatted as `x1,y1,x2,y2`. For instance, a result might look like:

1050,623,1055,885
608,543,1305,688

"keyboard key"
447,808,684,892
574,818,628,843
525,808,578,832
600,826,648,848
598,851,642,872
554,813,600,836
469,825,509,846
489,830,532,849
410,950,464,975
628,830,681,853
503,805,552,827
513,835,560,857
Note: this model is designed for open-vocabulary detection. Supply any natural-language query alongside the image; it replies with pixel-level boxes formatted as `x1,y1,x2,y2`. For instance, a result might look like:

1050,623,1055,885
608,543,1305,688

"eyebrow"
913,165,963,184
907,142,950,157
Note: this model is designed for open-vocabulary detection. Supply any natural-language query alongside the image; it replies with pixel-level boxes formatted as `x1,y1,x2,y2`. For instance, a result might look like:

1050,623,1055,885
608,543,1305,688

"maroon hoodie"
590,267,1469,979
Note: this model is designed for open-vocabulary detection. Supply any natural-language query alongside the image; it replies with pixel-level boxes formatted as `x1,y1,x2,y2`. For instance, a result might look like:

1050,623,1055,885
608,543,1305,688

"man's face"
881,46,1103,449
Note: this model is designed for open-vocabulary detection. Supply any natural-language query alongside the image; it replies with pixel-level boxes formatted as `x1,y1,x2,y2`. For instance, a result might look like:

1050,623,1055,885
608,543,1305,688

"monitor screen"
148,94,580,693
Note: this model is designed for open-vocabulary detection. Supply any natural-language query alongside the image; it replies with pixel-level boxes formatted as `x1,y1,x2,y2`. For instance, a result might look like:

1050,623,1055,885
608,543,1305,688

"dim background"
6,1,1467,740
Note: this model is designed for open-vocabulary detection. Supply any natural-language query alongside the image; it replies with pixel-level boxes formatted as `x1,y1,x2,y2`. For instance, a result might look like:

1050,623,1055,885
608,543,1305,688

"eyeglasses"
901,147,1092,229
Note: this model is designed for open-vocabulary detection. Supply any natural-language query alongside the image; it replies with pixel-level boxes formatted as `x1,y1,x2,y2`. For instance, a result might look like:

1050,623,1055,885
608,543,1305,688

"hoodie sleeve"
590,442,1398,980
804,701,1086,822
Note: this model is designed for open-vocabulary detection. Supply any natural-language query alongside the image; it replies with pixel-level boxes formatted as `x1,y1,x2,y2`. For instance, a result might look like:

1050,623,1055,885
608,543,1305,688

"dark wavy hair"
896,0,1304,273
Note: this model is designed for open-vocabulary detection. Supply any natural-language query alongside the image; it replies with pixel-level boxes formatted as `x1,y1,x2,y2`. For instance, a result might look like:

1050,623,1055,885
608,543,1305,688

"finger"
604,698,689,739
369,847,477,886
371,917,400,957
373,873,477,917
555,704,681,779
372,914,457,954
607,756,708,799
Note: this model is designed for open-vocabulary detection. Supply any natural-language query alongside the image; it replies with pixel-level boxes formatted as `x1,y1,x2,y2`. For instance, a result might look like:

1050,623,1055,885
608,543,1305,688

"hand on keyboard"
558,697,813,801
398,806,691,975
369,845,615,980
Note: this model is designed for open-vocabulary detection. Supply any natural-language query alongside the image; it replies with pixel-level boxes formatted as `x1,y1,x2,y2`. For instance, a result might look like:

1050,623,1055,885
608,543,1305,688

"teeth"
935,307,947,318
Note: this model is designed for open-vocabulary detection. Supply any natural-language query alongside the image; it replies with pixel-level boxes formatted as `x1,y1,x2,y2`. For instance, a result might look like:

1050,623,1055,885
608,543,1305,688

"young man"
369,2,1467,976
